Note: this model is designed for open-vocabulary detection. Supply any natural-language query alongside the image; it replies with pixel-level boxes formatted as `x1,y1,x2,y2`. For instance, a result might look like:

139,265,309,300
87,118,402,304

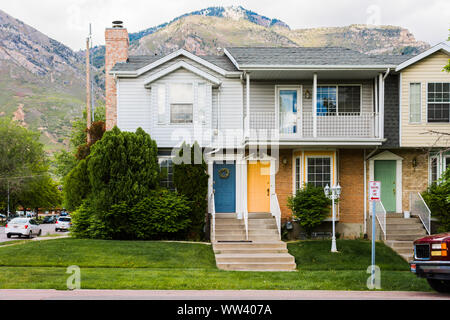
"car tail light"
5,224,7,228
24,225,28,229
55,221,58,224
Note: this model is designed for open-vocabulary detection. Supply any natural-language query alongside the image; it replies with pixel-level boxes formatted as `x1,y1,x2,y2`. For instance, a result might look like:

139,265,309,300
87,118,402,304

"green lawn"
0,238,429,291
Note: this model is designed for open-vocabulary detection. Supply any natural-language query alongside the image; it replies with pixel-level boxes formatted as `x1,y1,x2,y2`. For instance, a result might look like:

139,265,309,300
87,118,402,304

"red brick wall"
338,149,365,224
275,149,293,221
105,28,129,130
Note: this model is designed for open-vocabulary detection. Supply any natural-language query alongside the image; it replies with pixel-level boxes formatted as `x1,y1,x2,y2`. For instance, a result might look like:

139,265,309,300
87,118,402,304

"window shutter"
157,84,166,124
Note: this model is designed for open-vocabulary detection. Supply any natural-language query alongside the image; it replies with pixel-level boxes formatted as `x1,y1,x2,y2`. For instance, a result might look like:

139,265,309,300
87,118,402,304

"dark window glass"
338,86,361,114
159,158,175,191
317,86,336,115
427,83,450,122
431,157,438,183
307,157,331,188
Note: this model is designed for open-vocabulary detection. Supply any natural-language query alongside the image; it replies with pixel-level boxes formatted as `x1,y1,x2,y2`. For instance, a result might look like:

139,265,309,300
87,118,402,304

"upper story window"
170,83,193,124
409,83,422,123
317,85,361,115
427,82,450,123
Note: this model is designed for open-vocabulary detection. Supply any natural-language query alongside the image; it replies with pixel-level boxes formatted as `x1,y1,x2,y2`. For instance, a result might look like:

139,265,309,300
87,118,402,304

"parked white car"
5,218,42,238
55,216,72,232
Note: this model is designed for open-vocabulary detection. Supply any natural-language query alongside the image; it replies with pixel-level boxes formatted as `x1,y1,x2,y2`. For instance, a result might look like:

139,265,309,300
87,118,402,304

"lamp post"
324,184,341,252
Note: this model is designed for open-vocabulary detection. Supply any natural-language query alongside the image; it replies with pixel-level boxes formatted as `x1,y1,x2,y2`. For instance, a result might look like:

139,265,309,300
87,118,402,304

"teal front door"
374,160,396,212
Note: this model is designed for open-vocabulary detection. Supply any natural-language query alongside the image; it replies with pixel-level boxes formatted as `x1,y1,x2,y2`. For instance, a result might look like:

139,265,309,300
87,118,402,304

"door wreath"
218,168,230,179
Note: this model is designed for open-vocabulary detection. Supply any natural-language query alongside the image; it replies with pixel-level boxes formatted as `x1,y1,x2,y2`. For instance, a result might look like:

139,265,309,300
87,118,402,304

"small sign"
369,181,381,201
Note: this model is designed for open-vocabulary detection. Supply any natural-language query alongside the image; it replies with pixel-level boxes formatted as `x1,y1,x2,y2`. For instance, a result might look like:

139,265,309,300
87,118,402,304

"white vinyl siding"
116,56,243,148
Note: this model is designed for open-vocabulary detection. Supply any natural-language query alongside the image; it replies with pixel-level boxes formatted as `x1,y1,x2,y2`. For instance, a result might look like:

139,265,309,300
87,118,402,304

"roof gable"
143,61,221,86
111,49,238,77
395,42,450,72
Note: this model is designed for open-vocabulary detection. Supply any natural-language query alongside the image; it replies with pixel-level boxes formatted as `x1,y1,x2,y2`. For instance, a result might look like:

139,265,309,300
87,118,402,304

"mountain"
0,9,102,153
129,9,428,56
0,6,430,153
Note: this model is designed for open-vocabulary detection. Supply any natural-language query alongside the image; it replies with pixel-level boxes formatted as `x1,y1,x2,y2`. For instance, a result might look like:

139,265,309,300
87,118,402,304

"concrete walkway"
0,289,448,300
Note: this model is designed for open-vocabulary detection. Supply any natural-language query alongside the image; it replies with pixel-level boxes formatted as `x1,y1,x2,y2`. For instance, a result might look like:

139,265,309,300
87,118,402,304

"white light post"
324,184,341,252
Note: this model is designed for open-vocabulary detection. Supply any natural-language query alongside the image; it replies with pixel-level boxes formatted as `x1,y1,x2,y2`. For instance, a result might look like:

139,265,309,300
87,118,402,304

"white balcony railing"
249,111,379,139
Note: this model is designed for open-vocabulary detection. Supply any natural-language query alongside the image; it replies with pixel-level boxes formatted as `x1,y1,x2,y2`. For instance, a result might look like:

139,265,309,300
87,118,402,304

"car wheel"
28,231,32,239
55,228,58,232
38,229,42,236
6,233,11,238
427,278,450,293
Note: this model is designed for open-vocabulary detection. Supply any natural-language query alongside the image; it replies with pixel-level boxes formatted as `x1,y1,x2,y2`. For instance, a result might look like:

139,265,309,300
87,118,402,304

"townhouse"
104,21,450,252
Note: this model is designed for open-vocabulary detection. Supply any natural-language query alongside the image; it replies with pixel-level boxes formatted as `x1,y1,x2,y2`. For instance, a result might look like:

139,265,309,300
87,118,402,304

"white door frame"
368,151,403,213
207,151,245,218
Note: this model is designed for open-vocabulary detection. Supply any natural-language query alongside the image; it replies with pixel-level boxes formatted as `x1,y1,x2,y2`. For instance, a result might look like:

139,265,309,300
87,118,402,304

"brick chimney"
105,21,128,130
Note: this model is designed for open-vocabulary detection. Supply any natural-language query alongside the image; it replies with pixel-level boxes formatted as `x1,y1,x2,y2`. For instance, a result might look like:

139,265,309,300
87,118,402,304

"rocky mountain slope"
0,9,102,152
0,6,430,153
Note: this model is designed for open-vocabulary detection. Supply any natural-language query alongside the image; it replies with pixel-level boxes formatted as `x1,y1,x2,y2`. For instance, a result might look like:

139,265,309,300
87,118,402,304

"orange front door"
247,161,270,212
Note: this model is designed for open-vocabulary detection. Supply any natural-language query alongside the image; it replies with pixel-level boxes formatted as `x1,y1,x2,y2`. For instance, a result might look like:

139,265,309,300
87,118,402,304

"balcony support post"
378,73,384,139
246,73,250,139
313,73,317,138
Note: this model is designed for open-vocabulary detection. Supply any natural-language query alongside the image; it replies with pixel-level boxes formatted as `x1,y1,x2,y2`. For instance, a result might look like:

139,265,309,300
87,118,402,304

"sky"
1,0,449,51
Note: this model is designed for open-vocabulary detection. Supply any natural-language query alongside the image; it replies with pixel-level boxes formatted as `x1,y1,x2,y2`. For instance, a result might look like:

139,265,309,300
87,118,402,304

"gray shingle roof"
225,47,395,67
111,54,238,73
373,54,415,65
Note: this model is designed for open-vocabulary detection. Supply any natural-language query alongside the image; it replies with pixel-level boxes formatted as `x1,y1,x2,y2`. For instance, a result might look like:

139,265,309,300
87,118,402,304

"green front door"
374,160,396,212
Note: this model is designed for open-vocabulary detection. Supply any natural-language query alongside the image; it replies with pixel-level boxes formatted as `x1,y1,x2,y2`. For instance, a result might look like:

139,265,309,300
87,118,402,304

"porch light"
324,184,330,197
336,184,341,196
324,184,341,253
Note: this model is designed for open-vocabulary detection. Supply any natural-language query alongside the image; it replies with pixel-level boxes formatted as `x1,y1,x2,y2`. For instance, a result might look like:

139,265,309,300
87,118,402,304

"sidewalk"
0,289,448,300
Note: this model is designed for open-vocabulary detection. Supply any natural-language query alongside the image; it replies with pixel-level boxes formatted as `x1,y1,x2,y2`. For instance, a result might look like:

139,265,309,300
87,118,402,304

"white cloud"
1,0,449,50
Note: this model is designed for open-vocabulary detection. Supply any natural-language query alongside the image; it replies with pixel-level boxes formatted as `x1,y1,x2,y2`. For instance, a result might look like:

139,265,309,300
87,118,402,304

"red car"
410,232,450,293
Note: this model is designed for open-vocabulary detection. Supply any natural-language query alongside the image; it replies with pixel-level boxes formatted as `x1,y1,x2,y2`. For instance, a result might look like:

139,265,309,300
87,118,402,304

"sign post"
368,181,381,287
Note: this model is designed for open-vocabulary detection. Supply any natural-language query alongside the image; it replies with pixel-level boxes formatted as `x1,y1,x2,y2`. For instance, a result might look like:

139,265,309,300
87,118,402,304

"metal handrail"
243,209,248,241
270,193,282,239
410,192,431,235
375,201,387,240
209,192,216,242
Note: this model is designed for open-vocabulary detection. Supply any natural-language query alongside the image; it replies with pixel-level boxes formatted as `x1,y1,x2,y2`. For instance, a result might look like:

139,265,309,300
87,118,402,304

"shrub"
71,190,191,240
287,184,331,237
67,126,160,239
422,168,450,232
173,142,209,240
130,189,191,239
64,159,90,211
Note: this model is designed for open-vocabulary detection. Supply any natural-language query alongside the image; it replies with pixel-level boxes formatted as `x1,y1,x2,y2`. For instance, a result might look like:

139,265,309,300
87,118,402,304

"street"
0,289,448,300
0,224,65,242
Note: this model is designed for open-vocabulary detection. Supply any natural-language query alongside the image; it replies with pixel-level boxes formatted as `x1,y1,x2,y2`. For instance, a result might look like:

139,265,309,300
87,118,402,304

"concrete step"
214,248,289,254
216,217,244,226
216,229,279,236
215,225,245,230
248,235,280,241
385,224,425,231
386,218,421,224
385,240,413,249
216,261,297,271
248,218,277,225
213,242,287,250
394,248,414,255
215,235,247,241
248,212,272,219
215,253,295,264
386,234,425,241
215,213,238,219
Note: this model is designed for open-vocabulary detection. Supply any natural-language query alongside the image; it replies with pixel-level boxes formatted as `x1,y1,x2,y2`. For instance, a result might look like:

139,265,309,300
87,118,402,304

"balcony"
247,111,380,140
